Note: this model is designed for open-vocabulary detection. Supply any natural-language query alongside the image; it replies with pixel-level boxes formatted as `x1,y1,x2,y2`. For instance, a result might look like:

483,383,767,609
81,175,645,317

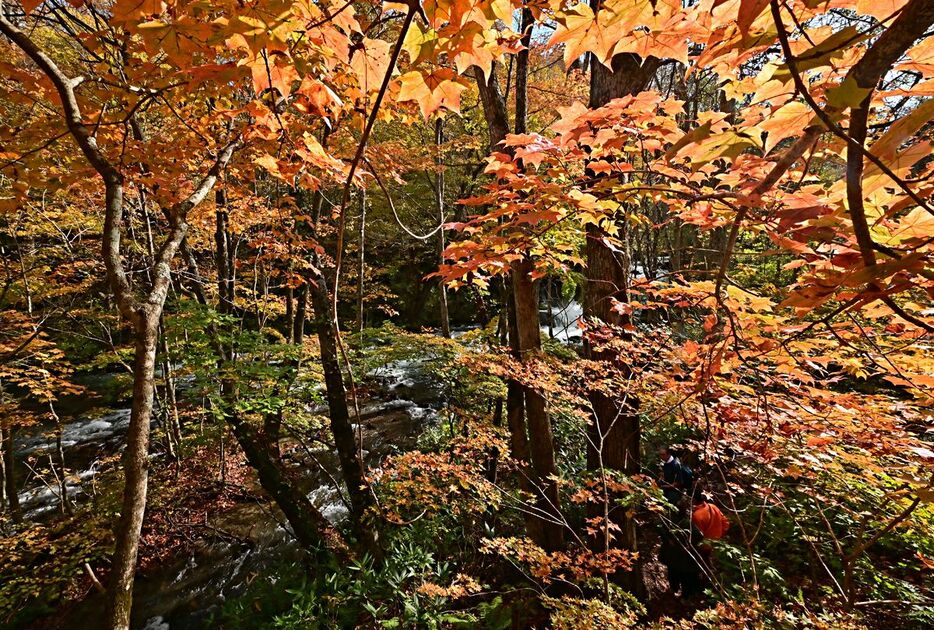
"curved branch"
332,1,420,318
773,0,934,216
0,8,137,319
771,0,934,332
364,157,446,240
149,140,241,308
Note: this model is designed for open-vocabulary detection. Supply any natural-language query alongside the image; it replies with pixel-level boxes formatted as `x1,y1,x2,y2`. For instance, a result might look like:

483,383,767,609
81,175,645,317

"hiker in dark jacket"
659,507,706,598
658,446,693,506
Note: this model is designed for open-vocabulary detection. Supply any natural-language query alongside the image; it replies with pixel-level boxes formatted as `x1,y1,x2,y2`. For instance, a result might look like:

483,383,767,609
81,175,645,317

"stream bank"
7,358,443,629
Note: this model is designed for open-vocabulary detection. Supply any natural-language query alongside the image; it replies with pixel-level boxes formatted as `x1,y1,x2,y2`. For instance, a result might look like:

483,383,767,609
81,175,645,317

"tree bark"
356,189,367,335
0,426,5,513
293,283,307,346
307,265,380,556
50,404,73,516
475,41,565,551
584,11,660,594
215,189,234,315
107,312,159,628
227,412,350,560
512,259,564,552
2,425,20,523
434,117,451,338
285,285,295,344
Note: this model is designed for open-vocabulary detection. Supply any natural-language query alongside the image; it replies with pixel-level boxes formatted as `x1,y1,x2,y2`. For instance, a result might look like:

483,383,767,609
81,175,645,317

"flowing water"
542,300,583,344
9,360,442,628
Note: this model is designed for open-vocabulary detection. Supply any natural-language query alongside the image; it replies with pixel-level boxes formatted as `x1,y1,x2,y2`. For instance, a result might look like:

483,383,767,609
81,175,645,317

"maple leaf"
403,21,440,68
350,37,392,93
550,4,616,69
869,98,934,160
551,102,589,139
254,154,282,179
757,101,815,154
295,77,343,115
448,22,498,80
112,0,166,22
396,69,467,117
249,53,299,97
137,18,213,67
888,207,934,242
900,36,934,74
20,0,44,14
737,0,770,36
856,0,911,21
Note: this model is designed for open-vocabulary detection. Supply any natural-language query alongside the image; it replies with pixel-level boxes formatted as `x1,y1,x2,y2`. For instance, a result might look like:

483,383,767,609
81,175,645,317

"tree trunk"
107,312,160,629
503,281,545,545
215,189,234,314
513,259,564,552
356,189,367,335
285,286,295,344
514,14,564,551
584,18,660,595
546,277,555,339
474,45,565,551
0,427,5,513
2,425,21,523
159,324,182,460
434,117,451,338
227,413,350,559
293,283,307,346
307,266,380,556
588,50,660,111
474,63,511,148
50,404,73,516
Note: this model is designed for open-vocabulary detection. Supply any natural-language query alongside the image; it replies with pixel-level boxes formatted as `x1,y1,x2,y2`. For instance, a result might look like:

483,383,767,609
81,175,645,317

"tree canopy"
0,0,932,628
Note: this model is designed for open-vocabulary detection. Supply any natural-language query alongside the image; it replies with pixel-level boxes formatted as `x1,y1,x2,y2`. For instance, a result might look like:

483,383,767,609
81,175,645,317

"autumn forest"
0,0,932,628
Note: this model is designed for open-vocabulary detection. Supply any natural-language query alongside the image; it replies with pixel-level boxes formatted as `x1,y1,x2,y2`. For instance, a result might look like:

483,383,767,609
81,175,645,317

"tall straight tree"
473,12,565,552
0,12,239,627
582,0,661,592
434,117,452,338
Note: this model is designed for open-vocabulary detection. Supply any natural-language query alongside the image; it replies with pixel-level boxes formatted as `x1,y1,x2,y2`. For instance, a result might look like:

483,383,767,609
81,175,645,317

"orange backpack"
692,501,730,540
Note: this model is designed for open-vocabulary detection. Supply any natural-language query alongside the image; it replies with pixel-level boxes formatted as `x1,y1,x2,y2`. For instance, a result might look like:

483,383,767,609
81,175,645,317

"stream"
9,306,581,627
9,360,444,629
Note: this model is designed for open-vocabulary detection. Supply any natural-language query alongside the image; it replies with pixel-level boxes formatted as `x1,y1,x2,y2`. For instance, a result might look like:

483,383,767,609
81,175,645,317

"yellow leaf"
396,69,466,117
889,207,934,242
758,101,815,154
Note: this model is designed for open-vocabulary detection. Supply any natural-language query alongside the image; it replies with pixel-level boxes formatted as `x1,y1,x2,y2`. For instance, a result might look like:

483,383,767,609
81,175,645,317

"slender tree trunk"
215,190,234,314
227,413,350,559
293,283,307,346
434,118,451,338
307,266,380,556
2,425,20,523
49,403,73,516
496,278,509,344
356,189,366,335
515,13,564,551
158,321,182,460
286,285,295,344
0,426,5,513
503,283,544,544
107,312,160,628
219,424,227,486
547,277,555,339
474,44,565,551
160,338,182,457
